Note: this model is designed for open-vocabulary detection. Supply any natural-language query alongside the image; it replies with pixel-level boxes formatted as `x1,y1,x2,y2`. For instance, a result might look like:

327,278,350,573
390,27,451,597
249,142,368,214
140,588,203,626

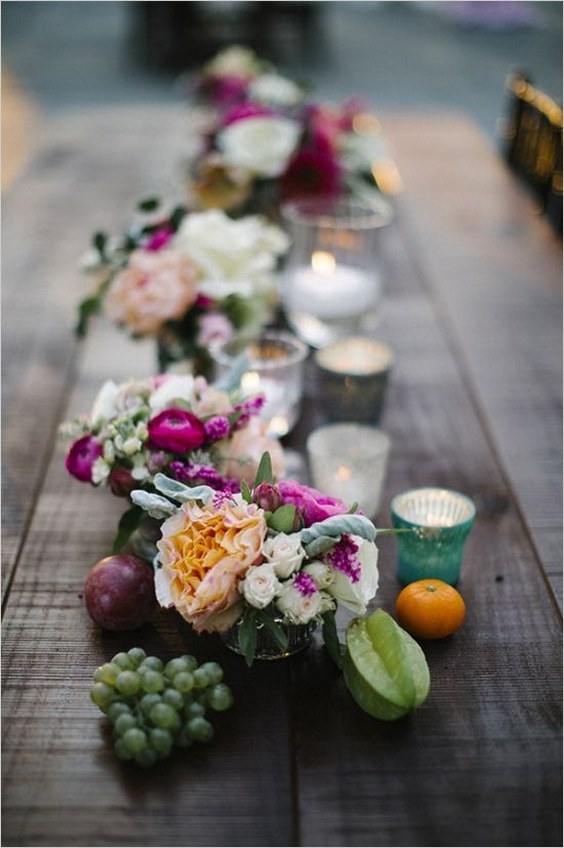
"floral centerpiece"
130,452,382,666
186,47,395,220
77,197,289,374
59,373,285,552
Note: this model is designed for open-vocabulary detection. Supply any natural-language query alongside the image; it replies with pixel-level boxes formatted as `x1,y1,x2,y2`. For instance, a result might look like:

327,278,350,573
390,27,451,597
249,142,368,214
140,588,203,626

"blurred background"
2,0,562,191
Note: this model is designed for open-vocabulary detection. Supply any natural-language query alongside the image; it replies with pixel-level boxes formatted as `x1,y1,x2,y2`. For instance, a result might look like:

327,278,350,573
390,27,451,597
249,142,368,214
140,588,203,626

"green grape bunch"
90,647,234,767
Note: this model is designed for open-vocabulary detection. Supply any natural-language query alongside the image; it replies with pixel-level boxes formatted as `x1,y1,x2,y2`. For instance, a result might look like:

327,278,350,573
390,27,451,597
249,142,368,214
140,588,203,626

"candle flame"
311,251,336,275
335,465,352,482
241,371,261,393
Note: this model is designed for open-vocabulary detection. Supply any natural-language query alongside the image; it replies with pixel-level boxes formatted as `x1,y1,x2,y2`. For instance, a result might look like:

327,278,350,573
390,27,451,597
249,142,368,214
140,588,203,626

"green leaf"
268,504,297,534
303,535,337,558
240,479,252,504
256,610,289,652
348,502,359,514
238,610,258,667
253,452,273,487
322,610,344,669
112,505,144,554
75,296,101,338
169,205,187,231
137,196,160,212
92,231,107,256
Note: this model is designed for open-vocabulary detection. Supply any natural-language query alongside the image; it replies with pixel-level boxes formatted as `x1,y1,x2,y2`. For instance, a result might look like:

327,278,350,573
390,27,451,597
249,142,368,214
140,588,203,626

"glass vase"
220,615,316,661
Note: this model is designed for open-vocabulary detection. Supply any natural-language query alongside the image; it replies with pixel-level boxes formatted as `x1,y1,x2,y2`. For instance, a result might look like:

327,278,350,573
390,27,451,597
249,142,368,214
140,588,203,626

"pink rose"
148,408,207,453
277,480,349,526
65,436,103,483
105,248,200,335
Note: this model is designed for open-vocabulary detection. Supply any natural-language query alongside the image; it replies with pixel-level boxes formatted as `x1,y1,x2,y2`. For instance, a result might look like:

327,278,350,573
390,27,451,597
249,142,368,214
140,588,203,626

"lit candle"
288,251,377,320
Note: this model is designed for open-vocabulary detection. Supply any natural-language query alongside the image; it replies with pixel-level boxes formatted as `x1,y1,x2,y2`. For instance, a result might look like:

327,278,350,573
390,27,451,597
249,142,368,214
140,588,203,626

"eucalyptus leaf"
75,296,101,338
256,609,289,652
322,610,344,669
212,350,251,393
111,505,144,554
92,231,107,256
238,611,258,668
300,514,377,546
130,490,178,519
268,504,296,534
152,473,215,504
253,452,273,487
240,479,252,504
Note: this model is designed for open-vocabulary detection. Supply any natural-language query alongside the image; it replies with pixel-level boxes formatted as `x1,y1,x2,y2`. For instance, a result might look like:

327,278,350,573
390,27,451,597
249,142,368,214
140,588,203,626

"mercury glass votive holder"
306,423,391,518
390,487,476,586
314,336,394,424
209,330,309,438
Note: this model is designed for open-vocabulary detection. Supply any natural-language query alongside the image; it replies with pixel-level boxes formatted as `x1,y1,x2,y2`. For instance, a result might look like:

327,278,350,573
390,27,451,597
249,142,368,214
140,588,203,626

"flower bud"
108,466,137,498
253,482,281,513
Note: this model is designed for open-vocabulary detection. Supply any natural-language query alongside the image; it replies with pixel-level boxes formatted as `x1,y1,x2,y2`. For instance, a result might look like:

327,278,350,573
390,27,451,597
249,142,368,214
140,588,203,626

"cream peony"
156,498,267,633
217,116,301,178
104,249,200,335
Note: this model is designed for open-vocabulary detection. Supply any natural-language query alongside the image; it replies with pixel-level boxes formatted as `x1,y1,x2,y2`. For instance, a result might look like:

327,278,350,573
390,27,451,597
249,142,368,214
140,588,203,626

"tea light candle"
314,337,394,424
289,251,376,320
307,423,391,517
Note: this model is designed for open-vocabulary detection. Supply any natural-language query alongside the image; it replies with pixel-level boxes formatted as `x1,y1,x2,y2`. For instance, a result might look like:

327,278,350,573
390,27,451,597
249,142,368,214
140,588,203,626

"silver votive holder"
314,337,394,424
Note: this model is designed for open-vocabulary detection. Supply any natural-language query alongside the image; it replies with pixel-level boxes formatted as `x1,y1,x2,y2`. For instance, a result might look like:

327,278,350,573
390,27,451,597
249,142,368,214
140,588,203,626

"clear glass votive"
210,330,308,438
280,197,393,348
306,423,391,518
314,336,394,424
390,487,476,586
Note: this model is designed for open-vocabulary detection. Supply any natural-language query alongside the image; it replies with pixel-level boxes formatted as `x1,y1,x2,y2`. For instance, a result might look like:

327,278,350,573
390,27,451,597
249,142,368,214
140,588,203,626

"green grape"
122,727,147,755
106,701,131,722
135,747,158,768
200,662,224,686
192,668,210,690
172,671,194,694
112,652,135,670
185,716,214,743
162,688,184,710
94,662,121,686
180,655,198,672
114,713,137,736
150,702,181,731
208,683,234,712
127,647,147,666
141,670,165,693
114,738,134,761
149,728,173,756
165,657,191,677
141,656,164,672
115,671,142,697
185,701,205,720
91,682,115,710
139,693,162,716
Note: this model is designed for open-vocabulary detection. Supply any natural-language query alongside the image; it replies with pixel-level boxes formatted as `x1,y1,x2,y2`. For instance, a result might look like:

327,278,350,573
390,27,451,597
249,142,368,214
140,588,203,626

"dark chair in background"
500,70,562,235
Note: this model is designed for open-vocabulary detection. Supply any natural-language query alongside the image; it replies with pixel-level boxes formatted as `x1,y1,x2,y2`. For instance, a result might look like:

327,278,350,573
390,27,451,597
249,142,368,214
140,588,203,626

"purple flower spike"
326,535,361,583
293,572,318,598
65,436,103,483
204,415,231,442
148,408,207,453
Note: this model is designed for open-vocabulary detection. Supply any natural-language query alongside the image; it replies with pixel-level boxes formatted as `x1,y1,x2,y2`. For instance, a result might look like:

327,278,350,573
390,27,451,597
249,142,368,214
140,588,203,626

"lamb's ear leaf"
130,490,177,519
152,473,215,504
300,514,377,545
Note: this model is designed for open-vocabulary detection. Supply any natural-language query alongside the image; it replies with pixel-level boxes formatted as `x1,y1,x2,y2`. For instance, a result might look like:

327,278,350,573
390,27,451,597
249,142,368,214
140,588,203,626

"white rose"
328,537,379,615
241,563,280,609
149,375,195,412
217,116,301,178
263,533,305,578
276,582,321,624
90,380,119,425
91,457,110,485
248,73,303,107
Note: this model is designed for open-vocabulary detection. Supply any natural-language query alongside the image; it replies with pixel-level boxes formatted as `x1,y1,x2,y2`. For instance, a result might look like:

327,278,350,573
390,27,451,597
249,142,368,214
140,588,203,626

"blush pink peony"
104,248,200,335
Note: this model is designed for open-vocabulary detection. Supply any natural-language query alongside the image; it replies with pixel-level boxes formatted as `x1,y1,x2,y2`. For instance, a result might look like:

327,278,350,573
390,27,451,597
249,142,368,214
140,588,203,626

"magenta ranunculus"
222,102,274,126
145,227,174,251
148,408,207,453
65,435,103,483
280,141,343,201
277,480,349,527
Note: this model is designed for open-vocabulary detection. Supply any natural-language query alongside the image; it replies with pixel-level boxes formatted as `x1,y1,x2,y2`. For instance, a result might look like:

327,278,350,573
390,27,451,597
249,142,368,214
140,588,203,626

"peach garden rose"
156,497,268,633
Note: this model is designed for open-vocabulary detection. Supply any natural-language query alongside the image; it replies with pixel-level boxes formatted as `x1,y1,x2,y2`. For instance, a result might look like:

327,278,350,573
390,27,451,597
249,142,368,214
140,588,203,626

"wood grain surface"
2,107,562,847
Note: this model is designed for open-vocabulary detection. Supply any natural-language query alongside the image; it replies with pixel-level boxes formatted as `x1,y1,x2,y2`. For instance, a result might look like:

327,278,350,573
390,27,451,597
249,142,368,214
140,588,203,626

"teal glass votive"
390,487,476,586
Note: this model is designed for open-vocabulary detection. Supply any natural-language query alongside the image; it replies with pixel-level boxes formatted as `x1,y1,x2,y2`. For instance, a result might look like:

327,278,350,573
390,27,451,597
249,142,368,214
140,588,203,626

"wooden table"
2,107,562,847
